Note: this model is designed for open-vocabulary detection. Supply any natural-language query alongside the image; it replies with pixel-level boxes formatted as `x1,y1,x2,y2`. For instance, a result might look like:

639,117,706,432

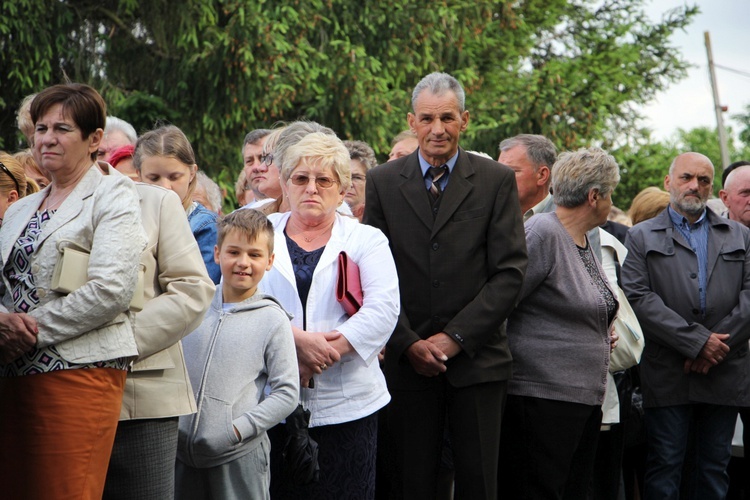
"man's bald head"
669,152,714,177
720,164,750,227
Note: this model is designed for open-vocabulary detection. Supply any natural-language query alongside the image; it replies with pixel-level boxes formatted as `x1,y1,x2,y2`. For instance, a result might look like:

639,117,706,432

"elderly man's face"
499,144,548,213
243,138,266,181
407,90,469,166
720,167,750,227
665,153,714,219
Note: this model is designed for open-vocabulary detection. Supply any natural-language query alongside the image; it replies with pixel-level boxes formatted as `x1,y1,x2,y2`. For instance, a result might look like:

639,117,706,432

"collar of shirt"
667,204,708,230
418,149,459,191
524,192,554,222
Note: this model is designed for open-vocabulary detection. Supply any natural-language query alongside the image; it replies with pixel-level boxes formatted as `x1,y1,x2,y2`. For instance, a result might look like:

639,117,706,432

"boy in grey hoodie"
176,209,299,500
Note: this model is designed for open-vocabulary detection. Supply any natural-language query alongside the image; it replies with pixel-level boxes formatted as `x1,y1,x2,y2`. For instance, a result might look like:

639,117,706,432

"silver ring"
321,364,327,370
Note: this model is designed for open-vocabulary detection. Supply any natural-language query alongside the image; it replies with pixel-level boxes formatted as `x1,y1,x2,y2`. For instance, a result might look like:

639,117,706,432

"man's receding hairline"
723,164,750,192
412,88,463,114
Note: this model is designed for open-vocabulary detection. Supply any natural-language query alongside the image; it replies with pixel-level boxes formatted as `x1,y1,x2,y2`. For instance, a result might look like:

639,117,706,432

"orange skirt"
0,368,127,500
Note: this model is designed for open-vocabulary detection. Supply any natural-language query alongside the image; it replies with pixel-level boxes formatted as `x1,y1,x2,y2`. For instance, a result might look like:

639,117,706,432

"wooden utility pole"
705,31,730,171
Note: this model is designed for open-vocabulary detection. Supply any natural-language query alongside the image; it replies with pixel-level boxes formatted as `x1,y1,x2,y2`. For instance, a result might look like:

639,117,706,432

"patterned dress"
1,209,128,377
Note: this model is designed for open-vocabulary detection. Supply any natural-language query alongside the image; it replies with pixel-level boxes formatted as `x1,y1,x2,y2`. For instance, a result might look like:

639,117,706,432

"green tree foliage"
1,0,697,211
611,131,678,211
0,0,76,150
611,125,750,211
732,104,750,149
674,126,750,185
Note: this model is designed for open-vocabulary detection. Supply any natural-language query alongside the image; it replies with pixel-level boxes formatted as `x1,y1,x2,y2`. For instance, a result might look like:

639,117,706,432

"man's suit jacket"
622,208,750,407
364,149,527,389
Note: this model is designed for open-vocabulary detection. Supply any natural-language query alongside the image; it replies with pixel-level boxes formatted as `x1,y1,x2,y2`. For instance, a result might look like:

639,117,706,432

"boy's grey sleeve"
232,316,300,440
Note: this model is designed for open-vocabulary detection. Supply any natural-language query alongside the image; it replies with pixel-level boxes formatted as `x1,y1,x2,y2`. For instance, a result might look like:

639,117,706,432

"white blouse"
259,212,400,427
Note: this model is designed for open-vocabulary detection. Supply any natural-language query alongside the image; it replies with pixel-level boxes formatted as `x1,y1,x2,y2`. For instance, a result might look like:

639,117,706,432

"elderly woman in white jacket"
259,131,399,499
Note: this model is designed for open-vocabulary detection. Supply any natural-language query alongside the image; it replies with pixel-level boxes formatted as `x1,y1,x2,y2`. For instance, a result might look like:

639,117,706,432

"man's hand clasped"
684,332,730,375
405,333,462,378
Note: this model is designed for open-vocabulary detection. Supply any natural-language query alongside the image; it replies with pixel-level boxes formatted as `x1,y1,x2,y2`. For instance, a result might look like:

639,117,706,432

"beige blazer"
0,164,146,363
119,179,215,419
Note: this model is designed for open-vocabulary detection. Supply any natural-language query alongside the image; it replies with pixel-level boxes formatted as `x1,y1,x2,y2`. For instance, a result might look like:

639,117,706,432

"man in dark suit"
364,72,528,500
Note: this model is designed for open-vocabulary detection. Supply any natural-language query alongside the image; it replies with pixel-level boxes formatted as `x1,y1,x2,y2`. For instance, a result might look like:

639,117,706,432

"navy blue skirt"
270,412,378,500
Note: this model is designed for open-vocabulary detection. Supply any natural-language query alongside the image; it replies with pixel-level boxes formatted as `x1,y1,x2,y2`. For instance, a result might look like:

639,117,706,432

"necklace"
301,224,332,242
44,185,76,210
302,231,326,243
291,219,335,243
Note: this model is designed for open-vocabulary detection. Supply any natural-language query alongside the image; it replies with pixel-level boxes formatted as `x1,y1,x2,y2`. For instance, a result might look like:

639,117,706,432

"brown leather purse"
335,251,363,316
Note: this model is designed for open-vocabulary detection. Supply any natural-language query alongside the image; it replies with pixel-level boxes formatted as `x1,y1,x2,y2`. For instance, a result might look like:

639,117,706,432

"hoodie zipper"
186,310,226,465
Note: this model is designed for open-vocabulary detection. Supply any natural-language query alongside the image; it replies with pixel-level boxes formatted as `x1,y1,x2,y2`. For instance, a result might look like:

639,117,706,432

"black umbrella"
282,404,320,485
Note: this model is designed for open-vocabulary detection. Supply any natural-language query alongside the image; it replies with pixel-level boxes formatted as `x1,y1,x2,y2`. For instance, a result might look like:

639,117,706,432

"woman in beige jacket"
101,164,215,499
0,83,147,499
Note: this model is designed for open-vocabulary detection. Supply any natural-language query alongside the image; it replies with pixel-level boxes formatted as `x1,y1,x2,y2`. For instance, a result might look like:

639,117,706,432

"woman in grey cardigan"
498,147,621,500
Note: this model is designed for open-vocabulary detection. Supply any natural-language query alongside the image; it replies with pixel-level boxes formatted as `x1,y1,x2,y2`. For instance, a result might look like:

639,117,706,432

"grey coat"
622,208,750,407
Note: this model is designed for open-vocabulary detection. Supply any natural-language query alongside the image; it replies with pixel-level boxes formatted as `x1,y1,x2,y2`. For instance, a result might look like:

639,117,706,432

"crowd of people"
0,70,748,500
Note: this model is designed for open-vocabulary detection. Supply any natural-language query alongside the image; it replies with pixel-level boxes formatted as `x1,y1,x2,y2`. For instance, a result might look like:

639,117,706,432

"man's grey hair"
105,116,137,144
196,171,222,213
243,129,272,148
551,147,620,208
411,72,465,112
498,134,557,171
467,151,493,160
343,140,377,170
273,121,336,170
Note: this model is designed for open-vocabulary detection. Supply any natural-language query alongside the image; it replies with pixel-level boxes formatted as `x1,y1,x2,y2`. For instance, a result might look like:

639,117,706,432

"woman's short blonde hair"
628,186,670,225
13,149,44,192
17,94,37,146
0,151,38,197
551,147,620,208
280,133,351,193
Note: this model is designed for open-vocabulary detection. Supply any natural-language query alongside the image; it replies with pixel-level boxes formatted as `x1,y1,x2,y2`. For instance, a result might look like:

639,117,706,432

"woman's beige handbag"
51,240,145,313
609,286,645,372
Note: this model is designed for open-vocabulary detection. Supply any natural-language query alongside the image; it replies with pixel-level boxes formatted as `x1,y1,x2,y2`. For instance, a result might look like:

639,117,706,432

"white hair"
105,116,137,144
196,171,222,213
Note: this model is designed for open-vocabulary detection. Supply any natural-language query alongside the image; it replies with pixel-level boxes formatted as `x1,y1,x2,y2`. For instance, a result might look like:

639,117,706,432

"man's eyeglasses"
289,174,338,189
260,153,274,165
0,161,21,194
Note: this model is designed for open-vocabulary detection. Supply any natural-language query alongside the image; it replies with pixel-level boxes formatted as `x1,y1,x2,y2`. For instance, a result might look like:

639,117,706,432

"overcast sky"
640,0,749,141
